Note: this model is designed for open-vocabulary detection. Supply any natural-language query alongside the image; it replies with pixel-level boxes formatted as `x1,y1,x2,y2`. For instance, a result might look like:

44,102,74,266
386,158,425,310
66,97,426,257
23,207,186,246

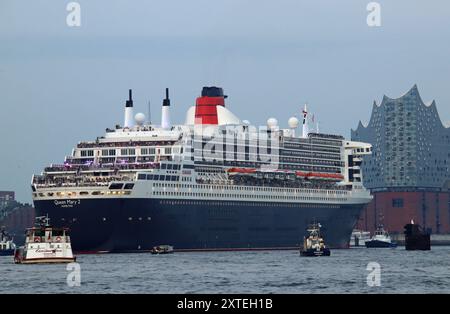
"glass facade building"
351,86,450,235
352,85,450,190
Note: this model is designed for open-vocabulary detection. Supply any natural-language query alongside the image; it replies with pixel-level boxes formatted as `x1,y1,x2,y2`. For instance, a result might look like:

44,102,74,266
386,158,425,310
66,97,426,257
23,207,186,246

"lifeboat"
226,168,257,176
228,168,344,181
305,172,344,181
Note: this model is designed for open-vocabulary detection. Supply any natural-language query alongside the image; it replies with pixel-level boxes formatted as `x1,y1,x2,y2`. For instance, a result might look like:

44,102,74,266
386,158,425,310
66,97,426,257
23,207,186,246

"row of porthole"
99,217,153,222
158,200,341,209
153,191,347,202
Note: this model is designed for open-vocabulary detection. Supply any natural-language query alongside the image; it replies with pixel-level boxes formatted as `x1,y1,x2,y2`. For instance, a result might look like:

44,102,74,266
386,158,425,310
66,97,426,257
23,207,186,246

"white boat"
151,245,174,254
14,216,76,264
349,229,371,247
0,229,16,256
365,225,397,248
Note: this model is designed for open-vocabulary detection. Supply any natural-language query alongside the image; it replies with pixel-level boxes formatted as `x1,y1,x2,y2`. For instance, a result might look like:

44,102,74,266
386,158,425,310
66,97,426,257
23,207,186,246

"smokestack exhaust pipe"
161,88,171,129
124,89,134,128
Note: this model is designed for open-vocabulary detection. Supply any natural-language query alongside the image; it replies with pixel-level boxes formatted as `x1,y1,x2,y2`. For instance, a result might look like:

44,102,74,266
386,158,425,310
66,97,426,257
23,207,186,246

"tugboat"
0,228,16,256
14,216,76,264
404,220,431,251
151,245,174,255
300,223,331,257
365,225,397,248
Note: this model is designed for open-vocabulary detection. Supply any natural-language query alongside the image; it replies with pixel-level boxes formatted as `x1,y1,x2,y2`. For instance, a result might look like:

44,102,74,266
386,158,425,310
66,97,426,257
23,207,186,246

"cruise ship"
31,86,372,253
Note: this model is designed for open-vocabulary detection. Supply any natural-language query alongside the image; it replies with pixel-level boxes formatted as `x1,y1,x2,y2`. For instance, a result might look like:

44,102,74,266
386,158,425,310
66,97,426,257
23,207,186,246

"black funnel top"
163,88,170,106
201,86,227,98
125,89,133,108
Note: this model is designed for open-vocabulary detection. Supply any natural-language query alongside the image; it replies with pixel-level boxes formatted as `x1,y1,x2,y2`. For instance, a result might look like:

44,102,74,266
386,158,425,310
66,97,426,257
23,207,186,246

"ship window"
138,174,146,180
167,164,173,170
161,164,167,169
124,183,135,189
102,149,116,156
81,150,94,157
109,183,123,190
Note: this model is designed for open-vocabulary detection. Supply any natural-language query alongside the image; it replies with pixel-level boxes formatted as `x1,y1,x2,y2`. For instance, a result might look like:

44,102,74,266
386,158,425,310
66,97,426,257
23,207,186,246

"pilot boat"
300,223,331,256
365,225,397,248
14,216,76,264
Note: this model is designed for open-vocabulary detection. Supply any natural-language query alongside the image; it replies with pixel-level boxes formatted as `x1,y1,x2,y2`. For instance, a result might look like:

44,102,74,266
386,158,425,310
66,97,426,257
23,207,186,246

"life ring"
55,236,62,242
34,237,41,242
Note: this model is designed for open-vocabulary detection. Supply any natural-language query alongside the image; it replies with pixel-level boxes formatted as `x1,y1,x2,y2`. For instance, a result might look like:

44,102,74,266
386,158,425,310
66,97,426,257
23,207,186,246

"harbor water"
1,247,449,294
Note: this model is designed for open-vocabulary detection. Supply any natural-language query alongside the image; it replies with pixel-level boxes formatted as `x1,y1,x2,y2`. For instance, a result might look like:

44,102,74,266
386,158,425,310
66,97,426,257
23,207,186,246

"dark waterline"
1,247,449,293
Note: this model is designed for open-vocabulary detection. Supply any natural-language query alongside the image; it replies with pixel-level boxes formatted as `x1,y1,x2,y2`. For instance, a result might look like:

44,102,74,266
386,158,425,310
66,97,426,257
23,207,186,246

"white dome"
134,113,146,126
242,120,250,125
288,117,299,128
267,118,278,129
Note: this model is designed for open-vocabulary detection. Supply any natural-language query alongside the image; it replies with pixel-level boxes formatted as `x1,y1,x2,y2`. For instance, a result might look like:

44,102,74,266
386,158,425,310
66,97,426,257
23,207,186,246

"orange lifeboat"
227,168,257,175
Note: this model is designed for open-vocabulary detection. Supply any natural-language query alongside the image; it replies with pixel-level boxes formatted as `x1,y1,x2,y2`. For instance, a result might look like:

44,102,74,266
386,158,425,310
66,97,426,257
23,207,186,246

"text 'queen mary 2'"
32,87,372,253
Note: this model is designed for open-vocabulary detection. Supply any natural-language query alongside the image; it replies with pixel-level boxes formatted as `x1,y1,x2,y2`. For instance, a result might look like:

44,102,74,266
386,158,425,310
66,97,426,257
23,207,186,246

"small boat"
14,215,76,264
365,225,397,248
404,220,430,251
349,229,371,247
151,245,174,255
300,223,331,257
0,229,16,256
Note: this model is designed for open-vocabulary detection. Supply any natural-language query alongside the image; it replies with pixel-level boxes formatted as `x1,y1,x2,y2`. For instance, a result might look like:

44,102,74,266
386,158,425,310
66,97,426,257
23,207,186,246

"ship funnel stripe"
194,95,226,125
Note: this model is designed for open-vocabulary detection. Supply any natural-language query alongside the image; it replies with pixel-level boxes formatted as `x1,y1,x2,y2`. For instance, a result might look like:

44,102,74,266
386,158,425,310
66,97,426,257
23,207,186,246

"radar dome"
267,118,278,129
288,117,299,129
242,120,250,125
134,113,146,126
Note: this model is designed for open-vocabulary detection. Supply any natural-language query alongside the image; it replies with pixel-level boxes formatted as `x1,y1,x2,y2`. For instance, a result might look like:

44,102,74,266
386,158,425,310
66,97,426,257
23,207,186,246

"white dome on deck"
135,113,146,126
288,117,299,129
267,118,278,129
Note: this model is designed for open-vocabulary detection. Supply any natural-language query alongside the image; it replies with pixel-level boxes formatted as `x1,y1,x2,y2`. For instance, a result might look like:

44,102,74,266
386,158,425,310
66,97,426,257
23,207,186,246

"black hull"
34,198,364,253
404,224,431,250
365,240,397,248
300,248,331,257
0,249,14,256
405,236,431,251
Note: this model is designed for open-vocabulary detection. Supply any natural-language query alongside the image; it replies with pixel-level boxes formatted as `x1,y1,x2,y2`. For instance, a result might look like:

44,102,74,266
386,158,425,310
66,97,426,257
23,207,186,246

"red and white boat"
14,216,76,264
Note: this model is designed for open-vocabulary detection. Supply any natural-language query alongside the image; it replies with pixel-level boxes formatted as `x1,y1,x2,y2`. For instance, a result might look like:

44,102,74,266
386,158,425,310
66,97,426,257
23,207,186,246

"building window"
392,198,404,208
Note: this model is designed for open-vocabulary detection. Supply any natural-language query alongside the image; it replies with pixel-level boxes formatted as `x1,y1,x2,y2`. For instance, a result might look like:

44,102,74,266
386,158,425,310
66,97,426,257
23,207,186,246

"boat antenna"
148,100,152,124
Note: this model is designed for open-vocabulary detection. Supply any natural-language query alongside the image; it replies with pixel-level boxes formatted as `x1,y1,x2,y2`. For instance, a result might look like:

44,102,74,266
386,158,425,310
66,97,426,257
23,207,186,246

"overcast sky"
1,0,449,202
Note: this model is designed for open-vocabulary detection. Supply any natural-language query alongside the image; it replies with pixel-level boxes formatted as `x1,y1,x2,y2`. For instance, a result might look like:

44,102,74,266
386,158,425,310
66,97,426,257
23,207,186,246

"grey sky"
1,0,449,202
